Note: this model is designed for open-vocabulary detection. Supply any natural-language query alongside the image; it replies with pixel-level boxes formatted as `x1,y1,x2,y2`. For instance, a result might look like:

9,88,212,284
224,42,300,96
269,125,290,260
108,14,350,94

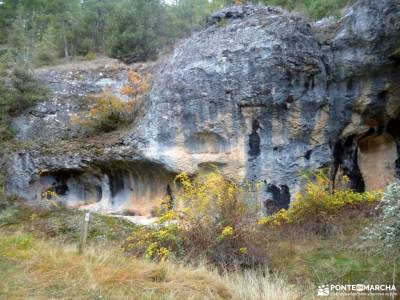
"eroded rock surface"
6,0,400,216
12,59,130,141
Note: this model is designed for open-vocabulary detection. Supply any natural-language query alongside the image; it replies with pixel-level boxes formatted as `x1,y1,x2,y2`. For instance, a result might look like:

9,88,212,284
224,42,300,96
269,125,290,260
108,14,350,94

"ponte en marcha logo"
317,284,397,297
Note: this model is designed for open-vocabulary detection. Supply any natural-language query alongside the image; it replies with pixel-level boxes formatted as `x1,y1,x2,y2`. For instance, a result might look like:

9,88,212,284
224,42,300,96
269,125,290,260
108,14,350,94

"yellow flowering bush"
221,226,234,237
257,209,289,227
157,208,176,224
123,223,185,261
40,189,61,209
145,243,171,261
124,169,267,268
173,170,267,268
239,247,248,254
258,171,383,234
174,171,251,229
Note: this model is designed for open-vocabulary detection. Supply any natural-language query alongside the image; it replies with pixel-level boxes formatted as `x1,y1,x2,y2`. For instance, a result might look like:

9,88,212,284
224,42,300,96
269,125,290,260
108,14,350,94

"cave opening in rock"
34,169,102,206
28,162,175,217
357,133,398,191
248,119,261,157
333,117,400,192
332,136,365,192
355,118,400,190
304,149,312,160
387,118,400,178
264,184,290,215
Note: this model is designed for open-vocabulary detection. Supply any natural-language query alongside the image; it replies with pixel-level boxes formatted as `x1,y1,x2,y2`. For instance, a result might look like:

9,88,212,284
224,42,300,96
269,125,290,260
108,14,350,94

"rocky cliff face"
5,0,400,216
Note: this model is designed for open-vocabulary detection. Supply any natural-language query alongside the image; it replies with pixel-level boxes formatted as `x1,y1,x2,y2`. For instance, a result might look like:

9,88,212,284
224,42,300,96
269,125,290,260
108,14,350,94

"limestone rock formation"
6,0,400,216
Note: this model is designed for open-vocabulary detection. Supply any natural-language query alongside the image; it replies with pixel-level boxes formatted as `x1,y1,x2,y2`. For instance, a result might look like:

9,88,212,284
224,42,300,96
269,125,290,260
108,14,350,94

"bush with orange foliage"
73,70,151,133
121,70,151,100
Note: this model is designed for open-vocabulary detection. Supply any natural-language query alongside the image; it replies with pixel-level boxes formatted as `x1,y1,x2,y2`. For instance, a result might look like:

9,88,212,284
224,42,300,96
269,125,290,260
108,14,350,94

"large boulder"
6,0,400,215
129,4,330,209
127,0,400,210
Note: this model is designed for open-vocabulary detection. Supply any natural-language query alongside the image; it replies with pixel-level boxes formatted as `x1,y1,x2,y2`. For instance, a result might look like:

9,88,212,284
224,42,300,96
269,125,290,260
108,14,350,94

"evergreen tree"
0,0,356,65
35,24,58,65
81,0,113,53
107,0,166,62
8,9,30,60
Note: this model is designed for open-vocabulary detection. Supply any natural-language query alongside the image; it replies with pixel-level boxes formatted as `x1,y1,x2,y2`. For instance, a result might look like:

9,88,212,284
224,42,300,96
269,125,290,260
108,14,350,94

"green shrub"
258,171,383,235
0,206,20,226
72,91,139,133
0,52,48,141
364,181,400,253
84,51,97,61
0,195,27,226
260,0,356,20
304,0,355,19
8,65,49,114
0,115,14,142
34,26,58,66
80,38,95,56
35,50,57,66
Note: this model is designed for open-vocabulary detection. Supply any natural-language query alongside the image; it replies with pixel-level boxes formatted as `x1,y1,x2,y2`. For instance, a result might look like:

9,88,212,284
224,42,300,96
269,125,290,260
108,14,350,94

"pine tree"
35,24,58,65
8,9,30,60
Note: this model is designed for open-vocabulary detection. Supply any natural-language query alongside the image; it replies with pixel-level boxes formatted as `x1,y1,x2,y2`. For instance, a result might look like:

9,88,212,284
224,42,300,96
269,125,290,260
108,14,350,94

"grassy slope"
0,201,398,299
266,214,400,287
0,231,304,300
0,231,229,299
0,204,301,300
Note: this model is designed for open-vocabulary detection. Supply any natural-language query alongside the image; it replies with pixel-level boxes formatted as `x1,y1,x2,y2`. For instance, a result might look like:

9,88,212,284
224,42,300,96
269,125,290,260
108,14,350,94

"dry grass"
0,230,302,300
264,216,400,292
224,270,302,300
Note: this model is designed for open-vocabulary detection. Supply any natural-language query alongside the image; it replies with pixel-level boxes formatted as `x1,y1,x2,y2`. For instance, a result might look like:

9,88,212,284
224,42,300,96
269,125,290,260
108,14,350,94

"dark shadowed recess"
37,161,176,215
248,119,261,157
264,183,290,215
332,117,400,192
387,118,400,178
332,135,365,192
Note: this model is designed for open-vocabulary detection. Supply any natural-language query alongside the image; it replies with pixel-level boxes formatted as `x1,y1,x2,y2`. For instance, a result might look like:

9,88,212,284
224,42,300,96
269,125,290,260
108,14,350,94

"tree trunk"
62,19,69,59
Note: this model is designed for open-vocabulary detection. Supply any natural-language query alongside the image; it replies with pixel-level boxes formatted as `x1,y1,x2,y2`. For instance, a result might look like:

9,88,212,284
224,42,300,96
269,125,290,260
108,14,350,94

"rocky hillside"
5,0,400,217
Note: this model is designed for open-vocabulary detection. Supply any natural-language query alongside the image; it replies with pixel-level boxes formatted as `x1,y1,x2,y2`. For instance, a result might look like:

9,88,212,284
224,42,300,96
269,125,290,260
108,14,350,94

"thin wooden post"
78,212,90,254
392,262,396,300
